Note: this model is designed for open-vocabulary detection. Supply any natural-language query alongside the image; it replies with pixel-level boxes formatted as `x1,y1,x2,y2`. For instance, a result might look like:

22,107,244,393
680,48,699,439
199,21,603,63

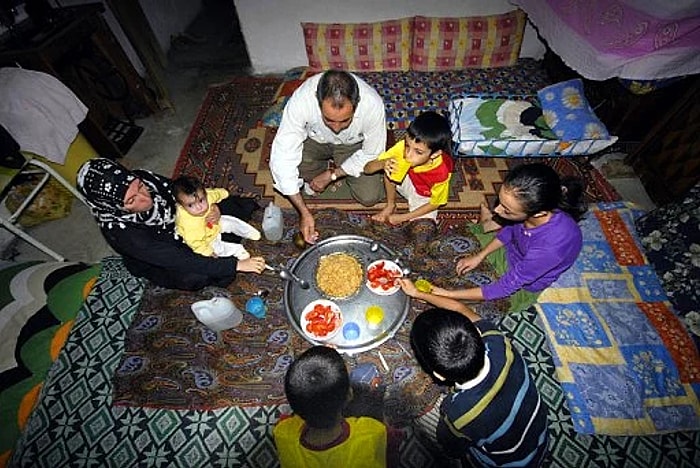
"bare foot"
479,202,501,233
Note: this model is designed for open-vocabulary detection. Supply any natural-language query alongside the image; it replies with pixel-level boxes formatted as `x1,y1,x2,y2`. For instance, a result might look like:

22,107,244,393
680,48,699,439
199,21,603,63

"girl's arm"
399,279,481,322
456,237,504,274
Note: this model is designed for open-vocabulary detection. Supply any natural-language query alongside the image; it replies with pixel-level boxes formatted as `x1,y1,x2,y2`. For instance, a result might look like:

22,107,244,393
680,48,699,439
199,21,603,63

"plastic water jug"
191,297,242,331
262,202,283,241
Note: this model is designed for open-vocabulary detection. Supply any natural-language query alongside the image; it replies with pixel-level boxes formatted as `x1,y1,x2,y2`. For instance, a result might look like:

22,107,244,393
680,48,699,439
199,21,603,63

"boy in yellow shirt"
364,111,454,225
274,346,387,467
172,176,260,259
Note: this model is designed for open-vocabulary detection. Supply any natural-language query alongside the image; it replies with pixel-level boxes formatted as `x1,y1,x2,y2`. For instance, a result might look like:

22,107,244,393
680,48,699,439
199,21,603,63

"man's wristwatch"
329,169,338,181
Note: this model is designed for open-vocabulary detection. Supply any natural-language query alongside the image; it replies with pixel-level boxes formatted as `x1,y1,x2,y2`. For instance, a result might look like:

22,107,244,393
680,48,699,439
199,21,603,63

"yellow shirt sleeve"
206,187,230,203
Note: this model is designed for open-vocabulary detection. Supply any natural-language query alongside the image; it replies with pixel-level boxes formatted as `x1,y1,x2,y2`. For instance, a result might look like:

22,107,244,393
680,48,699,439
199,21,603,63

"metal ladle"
265,264,310,289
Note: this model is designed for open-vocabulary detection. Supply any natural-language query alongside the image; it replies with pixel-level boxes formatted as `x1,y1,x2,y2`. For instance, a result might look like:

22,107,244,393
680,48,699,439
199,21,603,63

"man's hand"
309,169,337,194
206,203,221,226
289,193,319,244
299,212,319,244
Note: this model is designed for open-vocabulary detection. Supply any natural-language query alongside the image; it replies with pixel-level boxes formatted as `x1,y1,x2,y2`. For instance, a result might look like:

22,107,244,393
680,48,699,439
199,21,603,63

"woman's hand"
456,254,483,275
206,203,221,226
236,256,266,273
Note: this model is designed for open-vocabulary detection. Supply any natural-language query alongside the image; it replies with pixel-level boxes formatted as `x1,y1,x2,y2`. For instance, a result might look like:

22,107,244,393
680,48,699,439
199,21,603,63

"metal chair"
0,154,86,261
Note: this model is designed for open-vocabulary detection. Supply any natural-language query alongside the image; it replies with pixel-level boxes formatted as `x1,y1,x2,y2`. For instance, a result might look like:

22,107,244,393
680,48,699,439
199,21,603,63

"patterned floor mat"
111,209,505,411
11,256,700,467
0,261,100,468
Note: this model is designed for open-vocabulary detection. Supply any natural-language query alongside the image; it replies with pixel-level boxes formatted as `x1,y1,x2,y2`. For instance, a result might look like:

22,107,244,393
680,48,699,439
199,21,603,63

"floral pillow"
301,18,413,72
410,10,526,72
537,79,611,141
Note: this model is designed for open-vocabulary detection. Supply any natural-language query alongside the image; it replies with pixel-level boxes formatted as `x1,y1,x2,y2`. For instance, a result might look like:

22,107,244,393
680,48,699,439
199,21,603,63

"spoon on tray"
264,264,310,289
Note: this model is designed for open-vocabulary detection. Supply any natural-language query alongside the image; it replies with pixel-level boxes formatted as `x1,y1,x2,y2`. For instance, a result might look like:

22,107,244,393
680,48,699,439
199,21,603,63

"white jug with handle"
262,201,284,241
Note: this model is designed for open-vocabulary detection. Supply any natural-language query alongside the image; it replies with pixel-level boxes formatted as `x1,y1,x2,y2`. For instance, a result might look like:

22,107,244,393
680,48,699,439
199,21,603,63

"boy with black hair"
402,281,549,467
365,110,454,224
273,346,387,467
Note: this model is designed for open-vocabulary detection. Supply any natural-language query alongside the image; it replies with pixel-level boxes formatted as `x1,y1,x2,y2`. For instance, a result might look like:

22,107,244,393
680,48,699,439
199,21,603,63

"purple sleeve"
482,213,582,300
481,241,552,300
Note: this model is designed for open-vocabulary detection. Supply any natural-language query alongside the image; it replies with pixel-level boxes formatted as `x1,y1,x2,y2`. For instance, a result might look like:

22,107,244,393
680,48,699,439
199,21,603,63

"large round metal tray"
284,235,409,354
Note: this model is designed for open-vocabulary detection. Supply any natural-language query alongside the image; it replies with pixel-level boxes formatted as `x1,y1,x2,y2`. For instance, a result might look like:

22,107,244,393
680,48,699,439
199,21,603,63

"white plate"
366,259,403,296
300,299,343,341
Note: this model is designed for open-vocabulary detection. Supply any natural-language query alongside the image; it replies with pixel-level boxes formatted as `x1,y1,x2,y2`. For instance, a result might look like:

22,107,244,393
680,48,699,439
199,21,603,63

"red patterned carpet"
174,75,620,223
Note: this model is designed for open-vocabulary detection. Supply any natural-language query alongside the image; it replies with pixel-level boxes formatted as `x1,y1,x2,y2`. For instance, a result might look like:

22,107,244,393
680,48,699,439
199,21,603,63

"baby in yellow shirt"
172,176,260,259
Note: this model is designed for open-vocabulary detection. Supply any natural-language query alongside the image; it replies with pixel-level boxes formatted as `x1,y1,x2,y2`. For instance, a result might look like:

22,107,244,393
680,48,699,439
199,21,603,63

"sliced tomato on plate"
304,303,340,337
367,261,401,290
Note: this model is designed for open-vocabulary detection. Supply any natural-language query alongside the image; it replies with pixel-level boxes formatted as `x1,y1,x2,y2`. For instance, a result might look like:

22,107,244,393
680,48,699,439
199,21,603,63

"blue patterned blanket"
535,202,700,435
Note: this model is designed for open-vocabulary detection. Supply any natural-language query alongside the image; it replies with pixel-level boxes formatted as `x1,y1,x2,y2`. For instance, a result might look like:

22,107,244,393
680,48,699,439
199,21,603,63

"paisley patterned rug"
112,208,506,411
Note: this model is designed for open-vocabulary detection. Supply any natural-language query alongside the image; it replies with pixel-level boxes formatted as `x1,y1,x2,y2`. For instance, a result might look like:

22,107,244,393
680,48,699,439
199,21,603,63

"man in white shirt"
269,70,386,244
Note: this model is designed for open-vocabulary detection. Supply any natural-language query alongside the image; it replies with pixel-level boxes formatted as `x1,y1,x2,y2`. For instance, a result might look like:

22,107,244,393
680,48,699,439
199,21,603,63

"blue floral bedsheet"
534,201,700,436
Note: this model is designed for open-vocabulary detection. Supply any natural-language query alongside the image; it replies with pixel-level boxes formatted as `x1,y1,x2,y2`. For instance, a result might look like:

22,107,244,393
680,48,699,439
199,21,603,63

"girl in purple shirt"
413,163,586,312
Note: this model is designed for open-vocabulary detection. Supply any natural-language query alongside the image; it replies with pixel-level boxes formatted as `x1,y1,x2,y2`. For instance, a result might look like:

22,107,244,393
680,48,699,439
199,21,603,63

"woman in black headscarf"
77,158,266,290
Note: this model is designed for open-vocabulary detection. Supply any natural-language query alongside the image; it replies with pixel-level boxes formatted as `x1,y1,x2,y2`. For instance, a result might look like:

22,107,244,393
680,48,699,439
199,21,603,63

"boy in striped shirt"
401,286,549,467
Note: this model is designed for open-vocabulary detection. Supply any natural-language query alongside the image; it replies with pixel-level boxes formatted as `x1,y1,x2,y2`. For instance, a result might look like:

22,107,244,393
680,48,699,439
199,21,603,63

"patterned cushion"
301,18,413,72
537,78,611,140
410,10,526,72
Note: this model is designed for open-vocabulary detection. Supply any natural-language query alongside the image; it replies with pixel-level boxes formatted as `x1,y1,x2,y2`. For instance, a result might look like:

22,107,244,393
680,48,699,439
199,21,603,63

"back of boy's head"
171,175,204,201
407,111,452,155
285,346,350,429
410,308,485,386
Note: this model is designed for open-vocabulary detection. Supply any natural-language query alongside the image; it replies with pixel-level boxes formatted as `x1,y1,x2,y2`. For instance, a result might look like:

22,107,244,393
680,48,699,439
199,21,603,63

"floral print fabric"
635,183,700,350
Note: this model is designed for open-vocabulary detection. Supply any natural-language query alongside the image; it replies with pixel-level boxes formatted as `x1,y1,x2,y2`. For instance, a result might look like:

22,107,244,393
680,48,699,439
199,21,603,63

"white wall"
233,0,545,75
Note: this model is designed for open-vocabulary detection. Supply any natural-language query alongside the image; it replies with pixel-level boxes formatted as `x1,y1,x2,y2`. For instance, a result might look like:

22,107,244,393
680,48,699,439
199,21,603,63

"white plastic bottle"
262,202,283,241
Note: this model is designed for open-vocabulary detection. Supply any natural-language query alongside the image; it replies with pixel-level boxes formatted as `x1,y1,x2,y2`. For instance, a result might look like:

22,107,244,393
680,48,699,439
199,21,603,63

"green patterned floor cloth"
10,252,700,467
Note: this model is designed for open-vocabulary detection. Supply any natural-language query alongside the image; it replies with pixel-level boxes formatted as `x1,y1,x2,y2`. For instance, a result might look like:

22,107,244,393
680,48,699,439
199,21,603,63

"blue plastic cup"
343,322,360,340
245,296,267,319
